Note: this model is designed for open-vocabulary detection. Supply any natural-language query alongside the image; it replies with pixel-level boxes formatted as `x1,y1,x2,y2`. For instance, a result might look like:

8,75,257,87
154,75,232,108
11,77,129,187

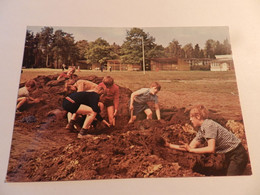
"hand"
103,120,111,127
164,141,170,147
113,109,118,117
33,98,41,103
179,143,191,152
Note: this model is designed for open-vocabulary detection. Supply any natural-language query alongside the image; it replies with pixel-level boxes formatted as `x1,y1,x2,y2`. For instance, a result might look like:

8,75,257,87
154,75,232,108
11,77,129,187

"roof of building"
150,57,178,63
215,55,233,60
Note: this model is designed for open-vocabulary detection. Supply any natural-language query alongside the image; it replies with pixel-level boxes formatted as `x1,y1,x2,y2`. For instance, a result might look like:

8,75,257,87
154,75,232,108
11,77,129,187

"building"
106,60,141,71
210,55,234,71
75,60,92,70
150,58,190,71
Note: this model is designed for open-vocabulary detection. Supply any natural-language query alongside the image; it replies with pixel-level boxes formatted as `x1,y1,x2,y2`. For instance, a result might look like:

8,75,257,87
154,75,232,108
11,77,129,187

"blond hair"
190,104,209,120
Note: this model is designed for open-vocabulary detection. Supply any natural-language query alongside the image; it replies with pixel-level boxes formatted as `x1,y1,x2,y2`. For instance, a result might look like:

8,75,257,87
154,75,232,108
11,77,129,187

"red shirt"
58,72,70,79
98,82,119,110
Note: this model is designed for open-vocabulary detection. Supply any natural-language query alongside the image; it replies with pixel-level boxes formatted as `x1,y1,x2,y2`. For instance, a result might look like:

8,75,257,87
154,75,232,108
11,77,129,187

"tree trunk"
46,54,49,67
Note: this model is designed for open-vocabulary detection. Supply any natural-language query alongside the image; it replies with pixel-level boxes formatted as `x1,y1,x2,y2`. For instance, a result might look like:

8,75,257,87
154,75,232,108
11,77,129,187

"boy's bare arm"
165,141,187,151
28,96,41,103
129,91,141,109
189,139,201,148
155,103,161,120
186,139,216,154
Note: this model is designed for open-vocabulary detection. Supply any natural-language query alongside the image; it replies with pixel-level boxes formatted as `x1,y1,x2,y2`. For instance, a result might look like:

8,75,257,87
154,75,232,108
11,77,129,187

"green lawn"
21,68,239,94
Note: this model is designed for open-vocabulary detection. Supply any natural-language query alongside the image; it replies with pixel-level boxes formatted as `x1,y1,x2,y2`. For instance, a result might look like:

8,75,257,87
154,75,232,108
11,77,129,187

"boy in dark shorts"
164,104,249,176
128,82,161,123
62,86,110,138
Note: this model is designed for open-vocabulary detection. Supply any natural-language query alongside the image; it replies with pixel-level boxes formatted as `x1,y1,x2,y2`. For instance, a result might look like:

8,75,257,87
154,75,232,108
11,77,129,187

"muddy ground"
6,74,252,182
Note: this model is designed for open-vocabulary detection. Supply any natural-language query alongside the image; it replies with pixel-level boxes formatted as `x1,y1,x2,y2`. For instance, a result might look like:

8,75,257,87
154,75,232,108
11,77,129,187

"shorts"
102,99,114,108
62,98,80,114
132,101,149,116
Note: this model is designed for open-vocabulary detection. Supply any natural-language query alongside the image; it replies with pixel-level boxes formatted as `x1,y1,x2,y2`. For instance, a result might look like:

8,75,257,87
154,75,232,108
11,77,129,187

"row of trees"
22,27,232,69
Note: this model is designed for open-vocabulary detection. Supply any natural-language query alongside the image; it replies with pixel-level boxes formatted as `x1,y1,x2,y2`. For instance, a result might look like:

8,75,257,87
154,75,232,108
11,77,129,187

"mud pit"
6,75,251,182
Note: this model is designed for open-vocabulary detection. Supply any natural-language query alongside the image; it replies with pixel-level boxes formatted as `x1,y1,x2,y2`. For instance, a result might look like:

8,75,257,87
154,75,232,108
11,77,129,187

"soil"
6,74,252,182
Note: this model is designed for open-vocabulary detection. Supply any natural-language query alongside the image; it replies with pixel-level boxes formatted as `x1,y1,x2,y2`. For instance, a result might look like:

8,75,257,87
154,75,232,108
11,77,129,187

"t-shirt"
98,82,119,110
18,86,29,98
194,119,241,153
134,88,158,104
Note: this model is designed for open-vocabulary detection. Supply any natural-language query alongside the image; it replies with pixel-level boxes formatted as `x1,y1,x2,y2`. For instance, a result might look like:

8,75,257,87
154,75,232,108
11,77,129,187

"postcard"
6,26,252,182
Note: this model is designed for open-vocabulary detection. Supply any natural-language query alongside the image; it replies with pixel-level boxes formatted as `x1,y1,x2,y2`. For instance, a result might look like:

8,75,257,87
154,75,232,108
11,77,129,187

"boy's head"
149,82,161,95
25,80,37,92
65,79,77,92
189,105,209,127
102,76,114,88
67,67,75,76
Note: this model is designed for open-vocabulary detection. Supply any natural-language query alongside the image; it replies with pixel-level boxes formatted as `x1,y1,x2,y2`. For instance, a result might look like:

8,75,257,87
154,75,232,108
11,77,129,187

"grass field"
20,68,239,94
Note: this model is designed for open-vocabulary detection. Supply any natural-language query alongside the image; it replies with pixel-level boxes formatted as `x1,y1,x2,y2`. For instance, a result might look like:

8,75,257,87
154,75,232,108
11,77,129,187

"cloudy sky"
27,26,230,48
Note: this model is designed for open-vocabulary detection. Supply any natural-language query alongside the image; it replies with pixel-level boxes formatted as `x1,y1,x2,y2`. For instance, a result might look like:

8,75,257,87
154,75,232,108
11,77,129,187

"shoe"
66,120,77,133
77,128,88,138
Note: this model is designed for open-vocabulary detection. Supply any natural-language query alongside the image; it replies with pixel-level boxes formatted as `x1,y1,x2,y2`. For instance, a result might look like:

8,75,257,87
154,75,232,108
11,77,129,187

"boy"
65,79,97,93
128,82,161,123
62,86,110,138
165,104,248,176
57,66,75,80
64,79,98,129
16,79,40,113
98,76,119,126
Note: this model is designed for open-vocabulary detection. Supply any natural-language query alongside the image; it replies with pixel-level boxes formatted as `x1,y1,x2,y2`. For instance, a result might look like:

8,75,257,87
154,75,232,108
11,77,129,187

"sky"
27,26,230,48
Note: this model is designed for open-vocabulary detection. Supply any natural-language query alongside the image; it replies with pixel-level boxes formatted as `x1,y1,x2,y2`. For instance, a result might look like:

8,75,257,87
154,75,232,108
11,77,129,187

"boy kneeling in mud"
164,104,248,176
128,82,161,123
16,79,41,113
62,86,110,138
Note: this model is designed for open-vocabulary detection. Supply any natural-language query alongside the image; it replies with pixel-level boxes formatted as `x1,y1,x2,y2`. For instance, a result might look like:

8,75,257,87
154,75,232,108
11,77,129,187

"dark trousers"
225,143,248,176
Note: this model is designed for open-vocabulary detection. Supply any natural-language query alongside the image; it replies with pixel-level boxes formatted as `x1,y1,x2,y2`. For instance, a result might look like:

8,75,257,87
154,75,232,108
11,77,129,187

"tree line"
22,27,232,69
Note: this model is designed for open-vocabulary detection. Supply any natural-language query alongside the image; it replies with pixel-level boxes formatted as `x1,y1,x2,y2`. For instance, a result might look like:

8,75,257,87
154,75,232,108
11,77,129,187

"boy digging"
164,104,248,176
16,79,41,113
98,76,119,126
128,82,161,123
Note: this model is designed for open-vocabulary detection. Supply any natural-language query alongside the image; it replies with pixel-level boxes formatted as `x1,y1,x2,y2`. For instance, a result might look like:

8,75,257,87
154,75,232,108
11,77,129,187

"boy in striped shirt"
165,104,248,176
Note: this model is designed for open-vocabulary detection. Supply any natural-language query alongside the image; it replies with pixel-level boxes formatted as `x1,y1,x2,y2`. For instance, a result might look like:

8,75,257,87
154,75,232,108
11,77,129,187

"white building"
210,55,234,71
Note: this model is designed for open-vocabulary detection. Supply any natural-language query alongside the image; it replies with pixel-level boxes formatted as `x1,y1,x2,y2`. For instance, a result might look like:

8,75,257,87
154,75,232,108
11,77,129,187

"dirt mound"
6,75,251,182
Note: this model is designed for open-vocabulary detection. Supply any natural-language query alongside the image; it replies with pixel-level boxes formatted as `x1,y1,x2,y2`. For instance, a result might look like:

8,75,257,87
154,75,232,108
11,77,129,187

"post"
141,36,145,74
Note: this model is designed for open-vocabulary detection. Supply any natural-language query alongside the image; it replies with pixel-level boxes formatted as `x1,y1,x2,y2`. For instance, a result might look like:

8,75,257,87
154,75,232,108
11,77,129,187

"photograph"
6,26,252,182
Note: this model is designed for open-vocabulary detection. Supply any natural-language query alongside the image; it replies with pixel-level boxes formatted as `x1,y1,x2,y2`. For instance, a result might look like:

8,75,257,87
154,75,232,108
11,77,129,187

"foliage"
182,43,194,58
76,40,89,60
120,28,164,69
51,30,79,68
22,27,233,69
85,38,115,66
165,39,182,58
